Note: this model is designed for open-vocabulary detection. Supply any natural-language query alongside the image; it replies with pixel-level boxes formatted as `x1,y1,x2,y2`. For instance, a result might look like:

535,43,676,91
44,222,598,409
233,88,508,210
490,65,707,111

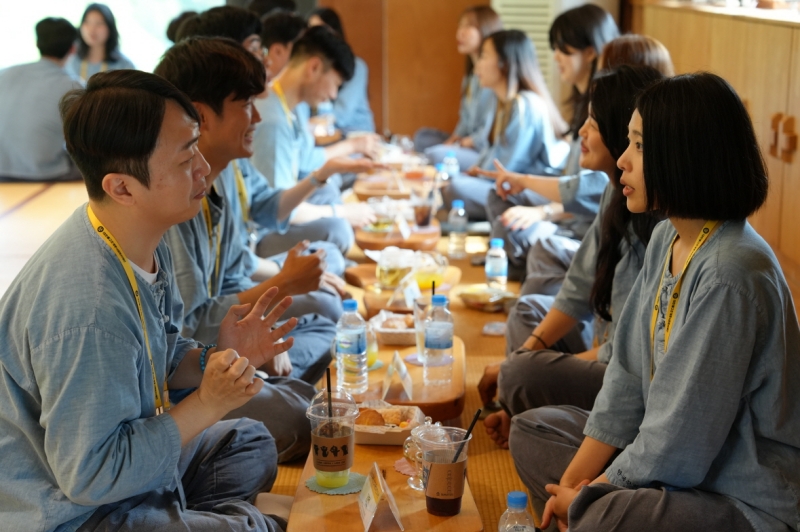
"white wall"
0,0,223,73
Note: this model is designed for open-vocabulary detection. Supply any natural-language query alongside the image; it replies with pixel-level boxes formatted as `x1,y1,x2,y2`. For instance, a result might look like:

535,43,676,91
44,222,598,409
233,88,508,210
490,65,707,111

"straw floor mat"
273,236,529,531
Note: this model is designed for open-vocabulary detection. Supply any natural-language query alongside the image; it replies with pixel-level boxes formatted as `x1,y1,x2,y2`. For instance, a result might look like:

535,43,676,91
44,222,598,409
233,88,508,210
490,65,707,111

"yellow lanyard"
272,81,294,127
649,220,719,379
80,60,107,80
232,160,249,223
87,206,169,414
201,195,222,297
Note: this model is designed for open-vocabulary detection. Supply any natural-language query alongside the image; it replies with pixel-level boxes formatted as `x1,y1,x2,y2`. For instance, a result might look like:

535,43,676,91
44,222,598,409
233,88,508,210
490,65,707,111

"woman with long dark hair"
513,72,800,532
480,65,664,450
66,4,134,81
414,5,503,169
442,29,564,220
308,7,375,133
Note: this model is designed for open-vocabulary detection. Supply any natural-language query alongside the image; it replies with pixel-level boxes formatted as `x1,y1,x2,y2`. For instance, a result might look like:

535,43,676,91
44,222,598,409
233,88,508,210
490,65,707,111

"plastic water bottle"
335,299,368,394
447,199,468,259
443,150,460,181
486,238,508,290
423,295,454,386
498,491,537,532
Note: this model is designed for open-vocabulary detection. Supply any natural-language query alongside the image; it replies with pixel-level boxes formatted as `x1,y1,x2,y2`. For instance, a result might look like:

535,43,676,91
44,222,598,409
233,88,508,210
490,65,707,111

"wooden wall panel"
385,0,490,136
318,0,385,133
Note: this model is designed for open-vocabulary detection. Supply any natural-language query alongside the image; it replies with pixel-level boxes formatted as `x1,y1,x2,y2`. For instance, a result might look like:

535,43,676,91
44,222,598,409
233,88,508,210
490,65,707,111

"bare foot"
483,410,511,449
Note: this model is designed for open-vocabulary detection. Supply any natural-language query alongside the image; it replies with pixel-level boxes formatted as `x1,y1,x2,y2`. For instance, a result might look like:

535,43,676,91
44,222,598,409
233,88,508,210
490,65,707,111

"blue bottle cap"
435,163,445,171
452,199,465,209
490,238,504,248
507,491,528,509
431,294,447,306
343,299,358,312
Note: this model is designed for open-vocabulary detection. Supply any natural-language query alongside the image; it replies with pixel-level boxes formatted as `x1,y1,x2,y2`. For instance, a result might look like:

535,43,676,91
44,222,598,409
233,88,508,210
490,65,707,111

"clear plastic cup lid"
306,388,359,421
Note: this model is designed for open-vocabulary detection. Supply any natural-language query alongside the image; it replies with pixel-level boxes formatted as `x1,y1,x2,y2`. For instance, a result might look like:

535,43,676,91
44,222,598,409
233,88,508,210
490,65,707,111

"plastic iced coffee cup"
417,426,472,516
306,388,359,488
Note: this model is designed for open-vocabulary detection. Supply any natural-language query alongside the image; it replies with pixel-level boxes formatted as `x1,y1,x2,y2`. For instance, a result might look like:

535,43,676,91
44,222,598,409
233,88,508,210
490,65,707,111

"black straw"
326,367,333,419
452,408,481,463
432,280,436,296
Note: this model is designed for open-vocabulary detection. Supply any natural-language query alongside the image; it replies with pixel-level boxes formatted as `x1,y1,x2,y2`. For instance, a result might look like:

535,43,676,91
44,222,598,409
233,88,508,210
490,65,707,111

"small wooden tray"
353,174,410,201
355,220,441,252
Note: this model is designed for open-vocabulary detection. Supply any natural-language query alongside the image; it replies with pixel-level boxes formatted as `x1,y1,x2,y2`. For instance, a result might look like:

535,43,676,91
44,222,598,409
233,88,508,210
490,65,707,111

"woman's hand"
477,160,526,200
541,479,591,531
501,205,546,231
218,287,297,369
459,136,475,149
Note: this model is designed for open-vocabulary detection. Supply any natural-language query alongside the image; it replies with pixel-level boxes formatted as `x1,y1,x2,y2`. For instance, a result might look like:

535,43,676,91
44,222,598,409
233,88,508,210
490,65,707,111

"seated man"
156,40,340,463
0,69,292,531
0,17,82,182
252,25,379,257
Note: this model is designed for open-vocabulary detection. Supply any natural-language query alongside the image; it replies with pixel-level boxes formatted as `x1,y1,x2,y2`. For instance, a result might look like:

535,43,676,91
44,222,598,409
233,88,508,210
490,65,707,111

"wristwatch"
542,204,554,221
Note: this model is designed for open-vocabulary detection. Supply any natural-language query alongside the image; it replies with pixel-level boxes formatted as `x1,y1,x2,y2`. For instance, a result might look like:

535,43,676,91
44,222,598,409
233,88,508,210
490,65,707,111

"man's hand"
478,362,501,406
218,286,297,369
542,480,591,531
262,351,293,377
347,134,381,159
340,202,376,228
501,205,546,231
195,348,263,417
271,241,326,296
319,157,383,181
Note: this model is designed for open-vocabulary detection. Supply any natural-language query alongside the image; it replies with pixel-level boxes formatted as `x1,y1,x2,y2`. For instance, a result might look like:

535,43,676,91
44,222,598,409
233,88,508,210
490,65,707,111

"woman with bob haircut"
414,5,503,169
599,34,673,75
481,65,664,450
442,29,565,220
513,72,800,532
66,3,134,81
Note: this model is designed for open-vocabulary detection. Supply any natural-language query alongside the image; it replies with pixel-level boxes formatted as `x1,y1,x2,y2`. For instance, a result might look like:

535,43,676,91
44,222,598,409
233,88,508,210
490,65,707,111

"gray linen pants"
78,418,287,532
257,216,354,258
509,407,755,532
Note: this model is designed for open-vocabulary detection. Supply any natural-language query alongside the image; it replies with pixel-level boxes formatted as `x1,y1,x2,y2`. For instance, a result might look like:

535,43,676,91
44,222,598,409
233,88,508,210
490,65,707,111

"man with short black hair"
0,69,293,531
0,18,83,181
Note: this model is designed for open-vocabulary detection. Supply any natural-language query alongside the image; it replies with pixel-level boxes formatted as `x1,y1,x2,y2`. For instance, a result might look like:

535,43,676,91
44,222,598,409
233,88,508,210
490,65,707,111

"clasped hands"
542,479,591,532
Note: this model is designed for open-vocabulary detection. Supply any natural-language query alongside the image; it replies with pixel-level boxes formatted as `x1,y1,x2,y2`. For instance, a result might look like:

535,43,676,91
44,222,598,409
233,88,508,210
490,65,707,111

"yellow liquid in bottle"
366,340,379,368
315,468,351,488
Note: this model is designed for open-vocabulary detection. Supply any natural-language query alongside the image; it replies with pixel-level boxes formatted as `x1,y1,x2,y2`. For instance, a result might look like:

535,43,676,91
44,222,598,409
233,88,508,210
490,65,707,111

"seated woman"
441,29,565,221
511,72,800,532
479,65,665,449
308,7,375,133
480,34,672,283
66,3,134,81
414,5,504,170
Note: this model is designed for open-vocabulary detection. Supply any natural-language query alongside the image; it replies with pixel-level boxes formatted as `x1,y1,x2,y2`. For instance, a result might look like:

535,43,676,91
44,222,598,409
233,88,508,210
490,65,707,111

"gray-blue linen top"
552,182,647,364
0,206,195,531
585,220,800,532
0,59,83,179
164,166,287,344
330,56,375,133
453,74,495,153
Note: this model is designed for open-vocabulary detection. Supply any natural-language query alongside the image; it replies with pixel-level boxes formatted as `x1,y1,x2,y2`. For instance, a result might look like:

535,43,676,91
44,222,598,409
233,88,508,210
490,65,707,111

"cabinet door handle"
781,116,797,163
770,113,784,158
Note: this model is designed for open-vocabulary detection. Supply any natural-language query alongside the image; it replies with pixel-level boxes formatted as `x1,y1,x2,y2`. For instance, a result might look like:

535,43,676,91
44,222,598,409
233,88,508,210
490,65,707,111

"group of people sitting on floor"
0,1,798,532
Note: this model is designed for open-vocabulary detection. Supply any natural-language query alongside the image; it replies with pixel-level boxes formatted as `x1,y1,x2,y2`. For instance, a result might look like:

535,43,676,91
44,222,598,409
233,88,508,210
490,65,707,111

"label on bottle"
425,323,453,349
337,330,366,355
485,258,508,277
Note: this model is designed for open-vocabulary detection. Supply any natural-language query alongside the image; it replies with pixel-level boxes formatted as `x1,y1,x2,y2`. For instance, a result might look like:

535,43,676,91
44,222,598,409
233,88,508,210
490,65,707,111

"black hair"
549,4,618,137
35,17,78,59
76,3,121,62
290,25,354,82
154,37,266,116
60,70,200,201
248,0,297,17
309,7,345,40
166,11,197,43
176,6,262,44
588,65,664,321
261,10,306,48
636,72,768,220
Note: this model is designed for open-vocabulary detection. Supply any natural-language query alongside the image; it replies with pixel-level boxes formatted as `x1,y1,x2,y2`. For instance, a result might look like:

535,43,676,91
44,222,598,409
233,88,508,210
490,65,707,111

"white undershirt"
129,253,159,285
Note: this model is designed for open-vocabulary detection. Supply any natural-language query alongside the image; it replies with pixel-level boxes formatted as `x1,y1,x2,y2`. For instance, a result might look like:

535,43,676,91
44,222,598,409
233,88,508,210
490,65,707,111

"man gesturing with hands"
0,70,293,531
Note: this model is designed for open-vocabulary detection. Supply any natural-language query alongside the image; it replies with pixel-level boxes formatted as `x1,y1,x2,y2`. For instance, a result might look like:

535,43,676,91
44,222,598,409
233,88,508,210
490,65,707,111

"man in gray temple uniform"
155,37,357,462
0,69,292,531
0,17,83,182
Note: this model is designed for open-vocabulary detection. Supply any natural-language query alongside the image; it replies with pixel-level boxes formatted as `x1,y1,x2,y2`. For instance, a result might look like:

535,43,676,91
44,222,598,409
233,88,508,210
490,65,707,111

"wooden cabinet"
638,1,800,301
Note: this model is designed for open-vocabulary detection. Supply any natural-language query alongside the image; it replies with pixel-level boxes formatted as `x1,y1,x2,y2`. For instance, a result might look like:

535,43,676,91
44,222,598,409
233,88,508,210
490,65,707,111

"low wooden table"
355,220,441,252
330,337,466,422
287,444,483,532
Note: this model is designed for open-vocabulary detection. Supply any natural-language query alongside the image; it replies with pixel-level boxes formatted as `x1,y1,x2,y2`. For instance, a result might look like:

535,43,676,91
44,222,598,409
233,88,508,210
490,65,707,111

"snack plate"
354,400,425,445
369,310,416,346
457,284,517,312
